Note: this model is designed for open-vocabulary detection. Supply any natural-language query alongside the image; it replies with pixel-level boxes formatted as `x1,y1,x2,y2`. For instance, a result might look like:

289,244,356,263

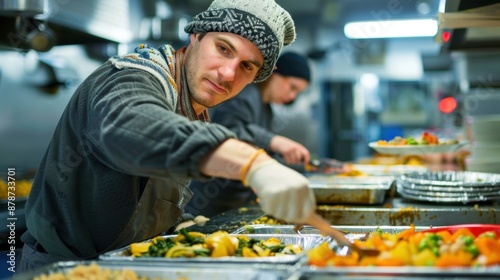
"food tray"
399,171,500,187
293,224,500,280
350,164,428,176
99,234,322,265
397,171,500,204
293,266,500,279
368,141,467,155
307,176,394,204
232,225,431,236
14,260,292,280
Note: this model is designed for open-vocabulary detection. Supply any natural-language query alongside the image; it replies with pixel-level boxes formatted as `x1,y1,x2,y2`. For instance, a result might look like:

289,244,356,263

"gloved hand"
245,159,316,224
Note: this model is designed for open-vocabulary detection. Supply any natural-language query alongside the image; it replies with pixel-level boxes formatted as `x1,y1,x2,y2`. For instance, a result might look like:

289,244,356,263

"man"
187,52,345,217
18,0,316,272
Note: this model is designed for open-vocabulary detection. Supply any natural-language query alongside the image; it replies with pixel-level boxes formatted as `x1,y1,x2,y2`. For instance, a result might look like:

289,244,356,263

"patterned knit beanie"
184,0,296,82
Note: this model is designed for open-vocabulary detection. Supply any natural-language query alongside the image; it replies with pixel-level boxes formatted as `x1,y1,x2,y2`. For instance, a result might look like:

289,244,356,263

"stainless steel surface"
15,261,292,280
232,225,431,235
351,164,428,175
99,234,323,265
293,266,500,280
316,197,500,226
0,0,45,15
308,176,394,205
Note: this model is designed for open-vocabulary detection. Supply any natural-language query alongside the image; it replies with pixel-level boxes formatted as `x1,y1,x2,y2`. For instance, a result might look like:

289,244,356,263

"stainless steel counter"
187,196,500,235
317,197,500,226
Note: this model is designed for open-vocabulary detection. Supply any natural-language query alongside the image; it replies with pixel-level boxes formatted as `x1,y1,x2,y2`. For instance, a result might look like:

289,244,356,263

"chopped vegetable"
308,227,500,267
128,230,302,259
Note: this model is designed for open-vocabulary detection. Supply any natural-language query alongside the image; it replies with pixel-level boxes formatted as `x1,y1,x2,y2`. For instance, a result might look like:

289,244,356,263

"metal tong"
295,212,379,257
305,158,348,173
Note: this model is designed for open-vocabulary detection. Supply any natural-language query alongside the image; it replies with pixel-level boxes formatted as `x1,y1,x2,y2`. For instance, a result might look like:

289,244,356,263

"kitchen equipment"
465,114,500,173
16,261,291,280
307,175,394,204
349,164,428,176
419,224,500,235
305,159,346,173
369,140,467,155
99,234,322,265
232,225,432,235
397,171,500,204
299,212,379,257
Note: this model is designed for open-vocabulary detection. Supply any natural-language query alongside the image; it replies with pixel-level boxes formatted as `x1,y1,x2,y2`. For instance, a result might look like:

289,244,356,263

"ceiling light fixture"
344,19,438,39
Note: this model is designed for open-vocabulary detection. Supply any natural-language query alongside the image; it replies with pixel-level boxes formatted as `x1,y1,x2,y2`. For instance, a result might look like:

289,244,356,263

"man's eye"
241,62,253,71
218,45,229,54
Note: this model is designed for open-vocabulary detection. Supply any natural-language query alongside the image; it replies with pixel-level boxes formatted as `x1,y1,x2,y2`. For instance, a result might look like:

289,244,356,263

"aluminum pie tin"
399,186,500,198
397,190,500,203
399,171,500,187
99,234,322,265
396,171,500,203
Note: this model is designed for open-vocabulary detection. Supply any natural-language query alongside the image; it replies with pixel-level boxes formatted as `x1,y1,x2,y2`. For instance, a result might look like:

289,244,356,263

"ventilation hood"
0,0,137,52
439,0,500,51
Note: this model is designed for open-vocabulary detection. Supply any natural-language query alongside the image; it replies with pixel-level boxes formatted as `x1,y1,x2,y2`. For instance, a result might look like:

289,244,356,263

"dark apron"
18,176,193,274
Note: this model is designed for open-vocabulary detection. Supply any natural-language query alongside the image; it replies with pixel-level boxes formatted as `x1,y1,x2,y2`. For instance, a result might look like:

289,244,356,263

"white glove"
245,160,316,224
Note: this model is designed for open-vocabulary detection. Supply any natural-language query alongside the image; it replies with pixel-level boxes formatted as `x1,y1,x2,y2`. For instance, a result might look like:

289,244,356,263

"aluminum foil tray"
232,225,431,235
350,164,428,176
293,266,500,279
15,261,291,280
99,234,322,265
399,171,500,187
292,225,500,279
307,176,394,204
397,171,500,204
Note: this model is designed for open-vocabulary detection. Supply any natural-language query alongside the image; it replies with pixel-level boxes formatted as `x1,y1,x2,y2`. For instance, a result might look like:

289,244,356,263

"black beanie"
273,52,311,82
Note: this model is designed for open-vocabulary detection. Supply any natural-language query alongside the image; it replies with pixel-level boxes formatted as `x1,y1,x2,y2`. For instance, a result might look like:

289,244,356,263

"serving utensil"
296,212,380,257
305,159,348,173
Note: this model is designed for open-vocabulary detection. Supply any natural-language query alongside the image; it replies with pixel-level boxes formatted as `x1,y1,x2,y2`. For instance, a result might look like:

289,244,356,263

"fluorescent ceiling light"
344,19,438,39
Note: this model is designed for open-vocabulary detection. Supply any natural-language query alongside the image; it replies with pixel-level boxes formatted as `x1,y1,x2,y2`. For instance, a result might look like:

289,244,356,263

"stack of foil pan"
397,171,500,203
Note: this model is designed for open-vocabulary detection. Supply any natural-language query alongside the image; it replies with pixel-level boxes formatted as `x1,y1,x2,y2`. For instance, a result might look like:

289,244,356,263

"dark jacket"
186,84,276,217
21,45,235,264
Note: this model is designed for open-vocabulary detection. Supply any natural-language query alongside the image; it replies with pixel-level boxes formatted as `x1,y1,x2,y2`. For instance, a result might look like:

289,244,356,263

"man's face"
268,73,309,105
184,32,264,112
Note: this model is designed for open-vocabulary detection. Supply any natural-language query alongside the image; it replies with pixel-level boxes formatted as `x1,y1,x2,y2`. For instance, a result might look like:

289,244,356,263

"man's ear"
189,33,198,44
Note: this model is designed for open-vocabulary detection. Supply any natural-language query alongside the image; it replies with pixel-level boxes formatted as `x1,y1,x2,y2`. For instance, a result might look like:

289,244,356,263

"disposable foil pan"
14,260,291,280
350,164,428,176
294,266,500,279
99,234,322,265
294,225,500,279
397,172,500,204
308,176,394,204
232,225,431,235
399,171,500,187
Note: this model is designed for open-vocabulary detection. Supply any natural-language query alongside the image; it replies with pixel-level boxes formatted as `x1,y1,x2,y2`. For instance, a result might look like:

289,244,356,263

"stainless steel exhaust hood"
0,0,45,15
0,0,135,52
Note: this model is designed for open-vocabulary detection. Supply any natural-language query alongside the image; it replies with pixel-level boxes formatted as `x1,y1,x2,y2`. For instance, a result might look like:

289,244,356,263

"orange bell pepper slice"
435,251,474,267
396,226,415,240
450,228,475,242
475,238,500,265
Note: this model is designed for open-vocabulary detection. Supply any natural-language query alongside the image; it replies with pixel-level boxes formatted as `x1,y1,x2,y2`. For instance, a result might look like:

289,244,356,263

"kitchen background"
1,0,500,170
